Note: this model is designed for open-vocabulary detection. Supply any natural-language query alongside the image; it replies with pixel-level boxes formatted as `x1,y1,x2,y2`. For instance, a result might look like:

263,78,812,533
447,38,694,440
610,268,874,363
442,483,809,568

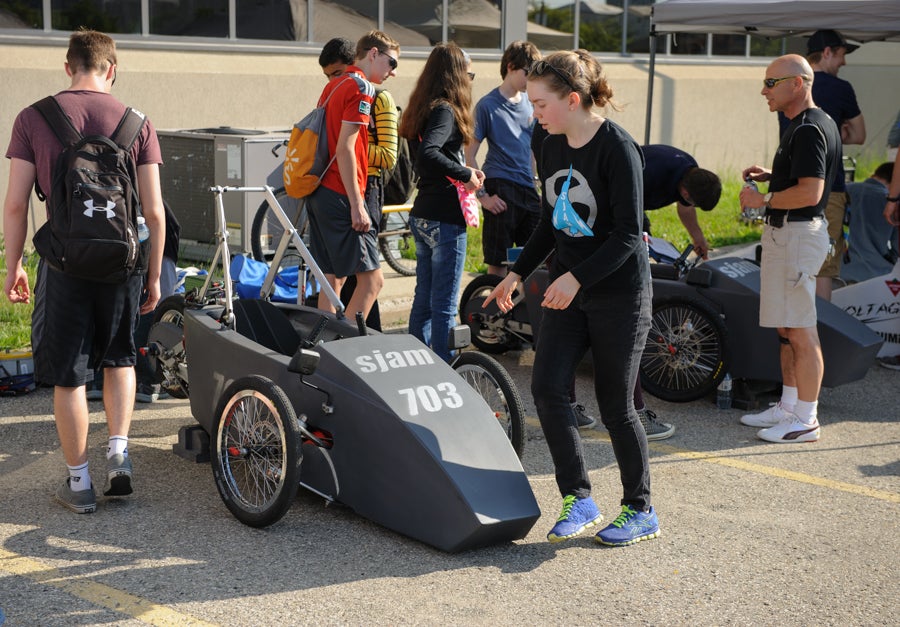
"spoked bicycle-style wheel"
640,296,728,403
378,209,416,276
451,351,526,458
250,187,308,270
212,375,303,527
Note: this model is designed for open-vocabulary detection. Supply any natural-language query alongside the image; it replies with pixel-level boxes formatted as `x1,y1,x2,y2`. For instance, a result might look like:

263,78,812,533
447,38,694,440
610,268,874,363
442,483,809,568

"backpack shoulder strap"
31,96,82,147
110,108,147,151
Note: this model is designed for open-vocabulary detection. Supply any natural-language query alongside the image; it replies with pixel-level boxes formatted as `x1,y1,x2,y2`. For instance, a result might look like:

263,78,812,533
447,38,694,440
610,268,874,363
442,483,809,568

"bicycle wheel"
212,375,303,528
379,210,416,276
149,294,189,399
250,187,309,266
640,296,728,403
458,274,521,354
452,351,526,458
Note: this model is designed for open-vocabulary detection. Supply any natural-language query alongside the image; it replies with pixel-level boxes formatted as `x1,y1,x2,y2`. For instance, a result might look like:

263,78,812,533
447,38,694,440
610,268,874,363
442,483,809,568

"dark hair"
683,168,722,211
355,30,400,60
500,40,540,79
527,49,619,112
399,42,475,145
66,28,116,74
873,162,894,183
319,37,354,68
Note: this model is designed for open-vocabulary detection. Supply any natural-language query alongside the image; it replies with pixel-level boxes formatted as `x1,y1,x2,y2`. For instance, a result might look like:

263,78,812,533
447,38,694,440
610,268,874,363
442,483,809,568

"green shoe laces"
610,505,638,528
556,495,578,521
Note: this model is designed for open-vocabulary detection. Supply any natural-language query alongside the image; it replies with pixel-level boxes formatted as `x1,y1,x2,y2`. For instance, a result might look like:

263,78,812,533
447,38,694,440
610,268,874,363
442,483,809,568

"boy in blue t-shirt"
465,41,542,277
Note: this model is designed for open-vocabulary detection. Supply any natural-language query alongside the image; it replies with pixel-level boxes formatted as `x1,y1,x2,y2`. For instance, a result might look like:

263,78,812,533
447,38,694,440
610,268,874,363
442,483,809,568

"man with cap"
779,29,866,301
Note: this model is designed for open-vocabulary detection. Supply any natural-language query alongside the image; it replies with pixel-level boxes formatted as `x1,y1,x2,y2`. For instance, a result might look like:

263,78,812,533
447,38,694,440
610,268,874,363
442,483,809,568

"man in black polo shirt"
739,54,840,444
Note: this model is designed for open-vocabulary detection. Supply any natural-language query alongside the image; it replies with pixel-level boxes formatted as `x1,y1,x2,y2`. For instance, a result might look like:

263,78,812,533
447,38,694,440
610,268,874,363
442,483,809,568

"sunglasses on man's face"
762,76,798,89
529,60,575,91
379,50,398,70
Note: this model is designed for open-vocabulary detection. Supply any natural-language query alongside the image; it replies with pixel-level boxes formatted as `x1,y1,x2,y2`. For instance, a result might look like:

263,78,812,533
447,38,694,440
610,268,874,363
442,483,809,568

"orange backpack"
283,75,372,198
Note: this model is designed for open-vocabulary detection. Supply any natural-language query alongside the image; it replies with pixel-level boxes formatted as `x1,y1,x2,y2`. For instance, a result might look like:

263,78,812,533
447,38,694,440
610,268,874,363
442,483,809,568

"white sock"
107,436,129,459
67,462,92,491
780,386,798,412
793,400,818,424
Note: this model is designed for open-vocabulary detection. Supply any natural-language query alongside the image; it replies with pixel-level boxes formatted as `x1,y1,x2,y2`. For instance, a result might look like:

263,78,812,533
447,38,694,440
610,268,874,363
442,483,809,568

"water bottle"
716,373,733,409
741,178,764,222
136,216,150,242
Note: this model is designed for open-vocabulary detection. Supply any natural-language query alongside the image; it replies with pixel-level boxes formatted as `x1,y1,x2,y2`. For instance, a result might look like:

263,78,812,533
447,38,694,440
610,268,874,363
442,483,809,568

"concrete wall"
2,40,899,240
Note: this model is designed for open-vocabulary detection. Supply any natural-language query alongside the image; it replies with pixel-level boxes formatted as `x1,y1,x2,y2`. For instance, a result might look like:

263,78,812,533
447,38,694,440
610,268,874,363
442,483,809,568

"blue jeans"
408,217,467,362
531,285,653,510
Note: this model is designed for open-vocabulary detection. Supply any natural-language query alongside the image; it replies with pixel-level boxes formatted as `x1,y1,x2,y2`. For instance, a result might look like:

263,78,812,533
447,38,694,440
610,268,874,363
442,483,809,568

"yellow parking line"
526,416,900,504
0,548,216,626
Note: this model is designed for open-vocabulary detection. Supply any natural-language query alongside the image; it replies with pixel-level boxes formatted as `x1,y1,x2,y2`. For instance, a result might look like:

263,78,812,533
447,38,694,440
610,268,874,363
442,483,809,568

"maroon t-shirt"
5,90,162,203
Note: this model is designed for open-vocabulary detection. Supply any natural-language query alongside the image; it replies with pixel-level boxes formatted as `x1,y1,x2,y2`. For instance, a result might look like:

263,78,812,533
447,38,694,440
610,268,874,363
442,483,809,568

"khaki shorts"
817,191,847,278
760,219,829,329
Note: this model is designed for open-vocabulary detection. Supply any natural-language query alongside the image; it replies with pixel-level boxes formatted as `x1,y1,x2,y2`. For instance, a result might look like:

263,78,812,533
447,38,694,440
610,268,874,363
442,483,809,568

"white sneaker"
740,402,789,428
757,413,820,443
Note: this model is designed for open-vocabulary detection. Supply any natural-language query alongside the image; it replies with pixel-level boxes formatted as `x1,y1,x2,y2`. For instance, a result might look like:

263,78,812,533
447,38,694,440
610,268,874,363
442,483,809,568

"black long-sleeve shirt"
410,103,471,227
513,119,649,294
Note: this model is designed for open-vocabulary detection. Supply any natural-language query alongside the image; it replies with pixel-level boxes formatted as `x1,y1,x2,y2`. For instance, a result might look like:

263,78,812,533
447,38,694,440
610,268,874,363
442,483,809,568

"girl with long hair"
486,50,659,547
399,43,484,361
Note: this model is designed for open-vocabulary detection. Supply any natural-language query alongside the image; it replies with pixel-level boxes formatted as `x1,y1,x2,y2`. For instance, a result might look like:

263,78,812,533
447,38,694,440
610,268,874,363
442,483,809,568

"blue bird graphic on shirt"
552,166,593,237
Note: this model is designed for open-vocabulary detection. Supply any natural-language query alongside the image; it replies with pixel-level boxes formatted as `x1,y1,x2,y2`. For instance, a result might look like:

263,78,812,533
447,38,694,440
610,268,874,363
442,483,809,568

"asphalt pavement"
1,250,898,626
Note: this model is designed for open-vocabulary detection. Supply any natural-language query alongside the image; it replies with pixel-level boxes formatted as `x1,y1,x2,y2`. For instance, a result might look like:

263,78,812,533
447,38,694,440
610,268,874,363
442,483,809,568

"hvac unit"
158,127,290,258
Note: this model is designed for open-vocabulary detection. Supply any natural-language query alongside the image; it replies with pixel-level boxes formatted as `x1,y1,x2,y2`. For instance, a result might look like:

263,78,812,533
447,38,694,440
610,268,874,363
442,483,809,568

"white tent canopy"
644,0,900,141
651,0,900,43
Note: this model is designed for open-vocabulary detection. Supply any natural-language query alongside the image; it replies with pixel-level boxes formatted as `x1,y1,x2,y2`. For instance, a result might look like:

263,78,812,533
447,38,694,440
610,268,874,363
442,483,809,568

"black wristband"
888,196,900,203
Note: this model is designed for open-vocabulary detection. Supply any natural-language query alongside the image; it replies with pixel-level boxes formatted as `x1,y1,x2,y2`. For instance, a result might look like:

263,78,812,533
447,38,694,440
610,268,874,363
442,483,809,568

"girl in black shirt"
486,50,658,547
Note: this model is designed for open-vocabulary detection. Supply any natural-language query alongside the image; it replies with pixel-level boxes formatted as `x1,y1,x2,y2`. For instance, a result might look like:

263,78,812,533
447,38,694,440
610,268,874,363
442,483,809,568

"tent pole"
644,31,658,144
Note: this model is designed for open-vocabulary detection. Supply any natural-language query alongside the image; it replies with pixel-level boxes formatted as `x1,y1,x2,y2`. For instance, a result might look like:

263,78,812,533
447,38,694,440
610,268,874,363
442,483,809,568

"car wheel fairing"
452,351,526,458
640,296,728,402
212,375,302,527
149,294,189,399
459,274,521,354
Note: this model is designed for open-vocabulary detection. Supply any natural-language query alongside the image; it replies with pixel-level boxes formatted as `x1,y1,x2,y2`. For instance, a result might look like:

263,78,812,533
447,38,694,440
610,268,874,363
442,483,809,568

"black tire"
150,294,189,399
640,296,728,403
211,375,303,528
250,187,308,266
458,274,520,354
378,210,416,276
452,351,526,458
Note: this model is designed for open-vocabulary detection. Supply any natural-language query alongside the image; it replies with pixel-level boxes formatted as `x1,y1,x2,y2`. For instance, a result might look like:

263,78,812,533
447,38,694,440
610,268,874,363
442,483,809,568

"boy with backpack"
304,31,400,321
3,29,165,513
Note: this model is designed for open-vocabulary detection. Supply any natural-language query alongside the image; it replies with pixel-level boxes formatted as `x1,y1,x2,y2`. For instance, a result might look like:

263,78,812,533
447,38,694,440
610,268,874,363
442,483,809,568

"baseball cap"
807,30,859,54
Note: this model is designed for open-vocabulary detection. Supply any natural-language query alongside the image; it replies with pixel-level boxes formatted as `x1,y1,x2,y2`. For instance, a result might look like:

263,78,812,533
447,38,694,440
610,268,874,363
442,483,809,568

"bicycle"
250,186,416,276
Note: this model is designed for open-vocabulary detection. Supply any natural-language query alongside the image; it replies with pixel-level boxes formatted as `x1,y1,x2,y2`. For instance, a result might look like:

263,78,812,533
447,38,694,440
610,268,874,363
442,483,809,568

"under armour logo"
83,199,116,219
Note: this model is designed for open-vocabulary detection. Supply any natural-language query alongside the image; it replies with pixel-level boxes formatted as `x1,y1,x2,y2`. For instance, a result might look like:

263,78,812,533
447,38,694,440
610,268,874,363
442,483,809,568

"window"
52,0,141,34
150,0,228,37
0,0,42,29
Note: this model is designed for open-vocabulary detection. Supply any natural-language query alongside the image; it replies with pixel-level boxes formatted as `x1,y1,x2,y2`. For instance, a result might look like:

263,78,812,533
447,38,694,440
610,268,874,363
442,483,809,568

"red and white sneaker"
757,413,820,443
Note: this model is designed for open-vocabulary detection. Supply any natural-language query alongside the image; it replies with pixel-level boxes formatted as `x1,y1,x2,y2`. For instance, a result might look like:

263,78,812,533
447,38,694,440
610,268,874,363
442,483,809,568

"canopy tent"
645,0,900,141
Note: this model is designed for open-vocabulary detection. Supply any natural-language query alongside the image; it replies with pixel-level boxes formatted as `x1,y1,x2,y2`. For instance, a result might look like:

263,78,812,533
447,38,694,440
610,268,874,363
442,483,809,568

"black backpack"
372,89,417,206
31,96,147,283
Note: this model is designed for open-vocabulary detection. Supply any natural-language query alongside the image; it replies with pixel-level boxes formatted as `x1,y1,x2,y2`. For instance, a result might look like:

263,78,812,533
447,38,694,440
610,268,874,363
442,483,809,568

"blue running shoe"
595,505,660,546
547,495,603,543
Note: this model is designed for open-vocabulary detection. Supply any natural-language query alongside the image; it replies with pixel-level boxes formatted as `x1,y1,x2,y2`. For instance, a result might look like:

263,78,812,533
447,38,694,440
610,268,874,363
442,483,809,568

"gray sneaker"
639,408,675,441
55,478,96,514
104,454,133,496
571,403,597,429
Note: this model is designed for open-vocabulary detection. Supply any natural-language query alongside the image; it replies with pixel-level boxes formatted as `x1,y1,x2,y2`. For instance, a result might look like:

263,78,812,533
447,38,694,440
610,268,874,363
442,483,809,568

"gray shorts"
307,185,380,278
759,219,829,329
